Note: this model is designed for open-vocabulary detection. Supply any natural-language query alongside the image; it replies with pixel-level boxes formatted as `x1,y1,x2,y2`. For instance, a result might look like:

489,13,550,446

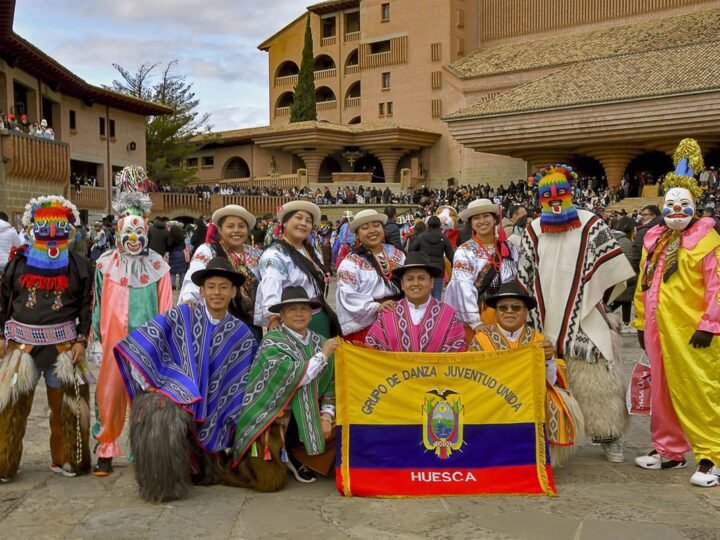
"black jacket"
383,221,404,251
408,229,454,270
148,221,170,256
630,216,663,271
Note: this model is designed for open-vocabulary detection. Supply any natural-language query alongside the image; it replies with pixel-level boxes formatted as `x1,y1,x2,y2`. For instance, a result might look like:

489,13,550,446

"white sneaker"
622,324,637,335
0,477,10,483
635,449,687,470
49,463,77,477
601,440,625,463
690,460,720,487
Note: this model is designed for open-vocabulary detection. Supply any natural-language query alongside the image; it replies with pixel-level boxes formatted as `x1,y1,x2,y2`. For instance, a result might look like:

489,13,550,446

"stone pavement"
1,334,719,540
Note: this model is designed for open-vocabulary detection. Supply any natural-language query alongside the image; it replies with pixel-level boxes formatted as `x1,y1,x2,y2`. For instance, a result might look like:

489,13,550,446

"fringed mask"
117,213,148,255
662,187,694,231
534,165,580,233
20,196,80,308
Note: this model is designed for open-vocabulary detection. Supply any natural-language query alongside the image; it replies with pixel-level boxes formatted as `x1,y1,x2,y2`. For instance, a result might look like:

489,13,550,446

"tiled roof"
448,8,720,79
445,41,720,119
307,0,359,15
195,121,440,144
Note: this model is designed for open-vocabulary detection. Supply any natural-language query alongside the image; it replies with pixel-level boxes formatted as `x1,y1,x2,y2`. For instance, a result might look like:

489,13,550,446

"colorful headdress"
112,165,153,219
533,164,580,233
20,195,79,296
22,195,80,228
663,138,704,200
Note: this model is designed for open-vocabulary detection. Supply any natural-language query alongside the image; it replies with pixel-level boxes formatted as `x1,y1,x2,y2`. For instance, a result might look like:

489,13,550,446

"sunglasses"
496,304,525,313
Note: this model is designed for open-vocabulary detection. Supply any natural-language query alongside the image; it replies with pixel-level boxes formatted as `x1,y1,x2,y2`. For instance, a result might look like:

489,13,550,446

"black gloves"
689,330,714,349
637,330,645,351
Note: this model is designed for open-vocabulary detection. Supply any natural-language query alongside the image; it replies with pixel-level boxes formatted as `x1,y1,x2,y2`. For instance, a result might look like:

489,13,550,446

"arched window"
276,91,294,108
345,49,359,68
346,81,361,99
275,60,299,78
313,54,336,72
315,86,336,103
348,116,361,124
224,157,250,179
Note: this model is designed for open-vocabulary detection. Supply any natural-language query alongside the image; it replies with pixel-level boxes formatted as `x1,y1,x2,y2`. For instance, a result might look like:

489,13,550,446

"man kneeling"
114,258,258,502
232,287,337,485
470,281,585,467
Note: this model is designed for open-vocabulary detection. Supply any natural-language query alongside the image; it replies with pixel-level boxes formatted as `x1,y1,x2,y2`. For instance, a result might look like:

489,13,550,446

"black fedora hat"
191,257,245,287
394,251,443,279
268,286,322,313
485,281,537,310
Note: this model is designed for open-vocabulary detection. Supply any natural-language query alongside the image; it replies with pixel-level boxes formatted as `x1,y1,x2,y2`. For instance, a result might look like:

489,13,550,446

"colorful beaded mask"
534,165,580,233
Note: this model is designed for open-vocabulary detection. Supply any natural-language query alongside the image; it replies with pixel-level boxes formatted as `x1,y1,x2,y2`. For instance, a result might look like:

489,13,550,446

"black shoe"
93,457,113,477
286,454,317,483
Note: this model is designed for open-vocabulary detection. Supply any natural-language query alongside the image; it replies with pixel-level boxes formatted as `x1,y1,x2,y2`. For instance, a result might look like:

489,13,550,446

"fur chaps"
55,352,91,474
130,392,193,503
549,386,586,468
0,348,38,479
566,352,628,441
214,424,288,493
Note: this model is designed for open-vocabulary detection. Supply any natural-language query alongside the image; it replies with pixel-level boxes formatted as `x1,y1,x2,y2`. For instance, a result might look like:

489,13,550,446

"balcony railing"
275,74,298,87
275,106,291,117
0,129,70,183
70,186,107,211
313,68,337,80
345,96,360,108
345,64,359,75
321,35,337,47
344,31,360,42
316,100,338,111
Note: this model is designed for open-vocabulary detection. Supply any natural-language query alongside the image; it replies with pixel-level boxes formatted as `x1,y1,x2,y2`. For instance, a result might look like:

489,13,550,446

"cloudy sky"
13,0,306,131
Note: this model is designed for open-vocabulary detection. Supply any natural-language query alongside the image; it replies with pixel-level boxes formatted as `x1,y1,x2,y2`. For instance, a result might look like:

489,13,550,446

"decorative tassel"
263,430,272,461
250,441,258,458
280,448,289,463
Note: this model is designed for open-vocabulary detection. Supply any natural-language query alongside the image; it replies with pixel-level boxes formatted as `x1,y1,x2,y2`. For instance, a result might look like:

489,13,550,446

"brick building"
190,0,720,191
0,1,169,222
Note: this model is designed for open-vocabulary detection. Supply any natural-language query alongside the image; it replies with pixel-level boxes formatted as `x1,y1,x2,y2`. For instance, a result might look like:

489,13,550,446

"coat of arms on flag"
422,389,463,459
335,341,556,497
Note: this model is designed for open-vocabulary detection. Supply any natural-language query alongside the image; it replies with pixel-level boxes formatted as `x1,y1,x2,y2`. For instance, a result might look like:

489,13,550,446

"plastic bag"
626,353,651,415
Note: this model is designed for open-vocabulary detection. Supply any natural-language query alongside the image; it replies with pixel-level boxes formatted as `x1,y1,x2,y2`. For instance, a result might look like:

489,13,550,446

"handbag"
626,353,651,416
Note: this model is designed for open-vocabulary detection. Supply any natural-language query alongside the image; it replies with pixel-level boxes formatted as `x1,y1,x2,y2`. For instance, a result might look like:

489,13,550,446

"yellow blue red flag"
335,341,556,497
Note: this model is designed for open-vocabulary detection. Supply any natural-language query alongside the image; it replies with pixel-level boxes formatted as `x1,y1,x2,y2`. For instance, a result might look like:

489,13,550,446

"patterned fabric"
642,227,681,289
96,249,169,288
366,298,466,352
518,210,634,363
4,319,77,345
232,327,334,461
114,303,257,453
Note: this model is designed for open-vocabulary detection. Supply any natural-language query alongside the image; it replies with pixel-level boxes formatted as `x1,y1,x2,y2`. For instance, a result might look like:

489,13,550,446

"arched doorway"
315,86,337,103
348,116,361,124
318,156,342,183
224,157,250,179
354,154,385,183
569,155,605,180
625,151,673,196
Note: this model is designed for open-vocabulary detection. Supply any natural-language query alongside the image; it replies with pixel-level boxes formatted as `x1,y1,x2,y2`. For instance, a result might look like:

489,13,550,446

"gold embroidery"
716,247,720,305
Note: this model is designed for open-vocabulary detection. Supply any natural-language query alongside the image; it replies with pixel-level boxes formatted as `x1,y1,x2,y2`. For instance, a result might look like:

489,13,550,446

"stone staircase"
605,196,663,214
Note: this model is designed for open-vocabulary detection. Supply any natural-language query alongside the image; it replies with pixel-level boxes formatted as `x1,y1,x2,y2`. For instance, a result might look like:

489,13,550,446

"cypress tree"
290,15,317,122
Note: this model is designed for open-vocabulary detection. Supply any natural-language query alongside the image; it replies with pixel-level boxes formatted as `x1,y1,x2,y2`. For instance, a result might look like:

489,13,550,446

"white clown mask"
662,187,694,231
117,214,148,255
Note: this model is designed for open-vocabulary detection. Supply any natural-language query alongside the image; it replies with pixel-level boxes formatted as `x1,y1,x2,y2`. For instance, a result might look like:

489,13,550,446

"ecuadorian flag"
335,341,556,497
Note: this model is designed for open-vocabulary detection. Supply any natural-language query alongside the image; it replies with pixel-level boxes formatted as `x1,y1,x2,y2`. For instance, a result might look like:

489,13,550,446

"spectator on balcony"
0,211,22,272
148,217,170,257
19,114,30,133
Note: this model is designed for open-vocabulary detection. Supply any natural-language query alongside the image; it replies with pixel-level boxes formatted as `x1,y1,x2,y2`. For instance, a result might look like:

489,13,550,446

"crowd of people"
0,112,55,139
0,142,718,502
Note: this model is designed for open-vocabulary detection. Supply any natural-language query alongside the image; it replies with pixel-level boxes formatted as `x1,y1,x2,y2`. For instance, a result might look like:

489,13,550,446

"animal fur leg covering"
55,352,91,474
0,350,38,479
130,392,193,502
549,387,586,468
566,355,628,441
215,424,288,493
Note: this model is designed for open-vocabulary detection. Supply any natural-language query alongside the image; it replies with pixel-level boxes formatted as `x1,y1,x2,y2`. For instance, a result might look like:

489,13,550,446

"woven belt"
4,319,78,345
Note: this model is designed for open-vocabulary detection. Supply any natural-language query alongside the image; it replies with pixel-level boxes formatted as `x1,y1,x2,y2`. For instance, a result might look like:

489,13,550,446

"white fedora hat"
349,209,387,234
458,198,499,222
278,200,321,225
212,204,257,230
